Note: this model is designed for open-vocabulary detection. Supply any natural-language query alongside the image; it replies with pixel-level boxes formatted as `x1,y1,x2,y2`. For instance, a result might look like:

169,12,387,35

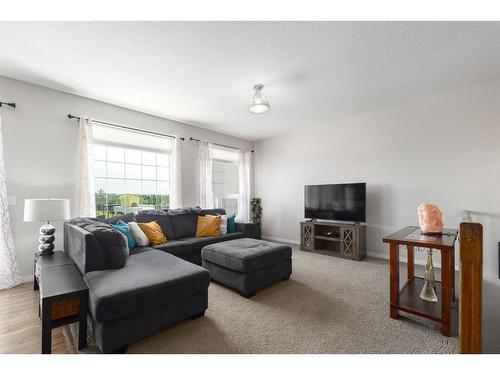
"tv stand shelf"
314,235,342,242
300,221,366,261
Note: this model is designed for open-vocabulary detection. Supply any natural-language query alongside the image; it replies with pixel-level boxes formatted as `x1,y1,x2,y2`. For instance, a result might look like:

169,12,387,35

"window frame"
93,141,172,218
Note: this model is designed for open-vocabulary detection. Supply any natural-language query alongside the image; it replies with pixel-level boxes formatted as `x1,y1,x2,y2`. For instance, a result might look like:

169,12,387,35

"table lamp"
24,198,71,255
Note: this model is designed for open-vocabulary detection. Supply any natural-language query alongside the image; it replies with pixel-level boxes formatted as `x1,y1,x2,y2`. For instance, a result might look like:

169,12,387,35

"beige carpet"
64,246,458,354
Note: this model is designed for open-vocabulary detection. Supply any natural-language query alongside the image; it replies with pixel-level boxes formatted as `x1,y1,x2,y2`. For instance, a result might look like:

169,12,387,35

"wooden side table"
34,252,88,354
383,226,458,336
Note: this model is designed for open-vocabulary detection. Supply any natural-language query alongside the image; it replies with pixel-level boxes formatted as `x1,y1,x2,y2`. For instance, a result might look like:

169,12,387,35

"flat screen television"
304,183,366,222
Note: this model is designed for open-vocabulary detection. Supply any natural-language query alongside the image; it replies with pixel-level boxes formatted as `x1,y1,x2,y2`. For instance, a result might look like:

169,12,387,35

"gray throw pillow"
85,223,129,269
70,218,129,269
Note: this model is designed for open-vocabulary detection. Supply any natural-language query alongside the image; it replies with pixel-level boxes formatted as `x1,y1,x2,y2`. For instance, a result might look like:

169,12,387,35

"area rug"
63,246,458,354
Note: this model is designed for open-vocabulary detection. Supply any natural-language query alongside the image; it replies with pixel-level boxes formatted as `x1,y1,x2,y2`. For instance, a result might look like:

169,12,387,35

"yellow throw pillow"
137,221,167,246
195,215,221,237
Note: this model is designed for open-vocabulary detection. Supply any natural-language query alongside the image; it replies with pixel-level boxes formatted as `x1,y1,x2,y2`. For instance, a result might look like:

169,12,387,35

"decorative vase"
420,249,438,302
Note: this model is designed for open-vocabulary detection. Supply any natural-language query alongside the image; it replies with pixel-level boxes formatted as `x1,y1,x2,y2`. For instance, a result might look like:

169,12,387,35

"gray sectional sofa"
64,207,259,353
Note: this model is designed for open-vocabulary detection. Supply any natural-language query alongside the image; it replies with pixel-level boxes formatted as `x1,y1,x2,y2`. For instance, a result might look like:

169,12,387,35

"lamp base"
38,222,56,255
419,249,438,303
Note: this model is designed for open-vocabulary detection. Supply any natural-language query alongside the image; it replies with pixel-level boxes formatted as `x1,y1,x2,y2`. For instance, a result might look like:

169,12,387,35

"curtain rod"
0,102,16,108
189,137,254,153
67,114,184,141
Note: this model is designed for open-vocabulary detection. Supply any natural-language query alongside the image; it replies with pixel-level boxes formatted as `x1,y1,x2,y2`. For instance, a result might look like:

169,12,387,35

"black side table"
34,252,88,354
34,251,75,291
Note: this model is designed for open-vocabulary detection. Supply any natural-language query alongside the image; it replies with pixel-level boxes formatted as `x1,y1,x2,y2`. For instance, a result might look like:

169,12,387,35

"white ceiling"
0,22,499,140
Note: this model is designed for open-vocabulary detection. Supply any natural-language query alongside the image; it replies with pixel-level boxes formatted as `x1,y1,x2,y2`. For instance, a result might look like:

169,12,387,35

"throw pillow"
137,221,167,246
128,221,150,247
204,214,227,234
195,215,221,237
226,214,236,233
219,215,228,235
82,222,129,269
111,220,137,250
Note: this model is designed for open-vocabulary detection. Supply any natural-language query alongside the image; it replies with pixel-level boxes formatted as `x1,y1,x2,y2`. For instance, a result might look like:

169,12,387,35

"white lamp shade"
24,199,71,223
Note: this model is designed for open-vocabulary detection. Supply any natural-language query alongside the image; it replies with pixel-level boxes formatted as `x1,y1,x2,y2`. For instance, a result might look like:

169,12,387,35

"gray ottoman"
201,238,292,298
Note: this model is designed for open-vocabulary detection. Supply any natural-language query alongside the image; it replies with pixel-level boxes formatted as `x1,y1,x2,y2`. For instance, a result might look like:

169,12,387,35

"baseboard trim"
21,274,33,283
262,236,458,270
262,236,300,246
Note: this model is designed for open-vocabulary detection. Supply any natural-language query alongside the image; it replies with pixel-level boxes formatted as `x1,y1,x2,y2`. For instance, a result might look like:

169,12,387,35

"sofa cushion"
168,206,202,216
153,240,198,258
200,208,226,216
151,233,243,263
178,233,244,249
85,250,210,323
201,238,292,273
101,213,136,225
167,207,201,239
135,210,174,240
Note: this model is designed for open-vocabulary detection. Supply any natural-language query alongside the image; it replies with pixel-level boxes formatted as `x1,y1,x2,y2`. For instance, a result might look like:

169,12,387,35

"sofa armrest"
64,223,110,274
235,222,261,239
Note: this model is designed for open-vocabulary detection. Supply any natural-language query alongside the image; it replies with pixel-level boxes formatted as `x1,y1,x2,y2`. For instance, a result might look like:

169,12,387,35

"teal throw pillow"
111,220,137,251
226,214,236,233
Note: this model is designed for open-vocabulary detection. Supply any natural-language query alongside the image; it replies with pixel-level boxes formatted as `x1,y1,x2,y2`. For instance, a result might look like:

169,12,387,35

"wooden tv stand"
300,221,366,261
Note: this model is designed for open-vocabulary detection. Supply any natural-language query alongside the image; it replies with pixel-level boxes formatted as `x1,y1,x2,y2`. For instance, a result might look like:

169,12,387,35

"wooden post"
459,222,483,354
441,248,451,337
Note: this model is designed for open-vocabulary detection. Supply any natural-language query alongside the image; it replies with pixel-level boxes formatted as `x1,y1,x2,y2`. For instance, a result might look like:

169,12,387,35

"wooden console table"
383,226,458,336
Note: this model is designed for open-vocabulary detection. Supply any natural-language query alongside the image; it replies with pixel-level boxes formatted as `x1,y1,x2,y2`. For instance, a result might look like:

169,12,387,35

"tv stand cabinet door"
300,223,315,251
341,227,358,260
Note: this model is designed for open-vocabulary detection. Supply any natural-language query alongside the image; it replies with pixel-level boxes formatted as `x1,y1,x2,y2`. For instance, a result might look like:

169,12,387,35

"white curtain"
76,117,96,217
169,135,182,209
0,109,21,289
237,150,252,223
197,141,214,209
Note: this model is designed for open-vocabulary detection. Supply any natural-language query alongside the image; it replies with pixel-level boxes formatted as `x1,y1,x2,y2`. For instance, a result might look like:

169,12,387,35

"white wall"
0,76,254,281
255,81,500,352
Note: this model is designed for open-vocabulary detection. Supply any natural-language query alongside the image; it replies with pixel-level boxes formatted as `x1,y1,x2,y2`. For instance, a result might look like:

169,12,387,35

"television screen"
304,183,366,222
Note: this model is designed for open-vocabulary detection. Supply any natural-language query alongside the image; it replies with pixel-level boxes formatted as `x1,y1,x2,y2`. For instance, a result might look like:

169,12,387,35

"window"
212,147,239,215
93,124,172,219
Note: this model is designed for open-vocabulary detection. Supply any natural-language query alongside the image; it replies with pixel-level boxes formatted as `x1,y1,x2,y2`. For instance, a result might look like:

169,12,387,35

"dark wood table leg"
407,245,414,281
78,292,88,350
451,245,456,302
41,301,52,354
33,260,39,291
390,243,400,319
441,248,451,336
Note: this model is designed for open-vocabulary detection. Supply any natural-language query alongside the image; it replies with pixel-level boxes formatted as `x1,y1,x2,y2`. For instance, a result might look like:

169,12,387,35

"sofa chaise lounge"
64,207,259,352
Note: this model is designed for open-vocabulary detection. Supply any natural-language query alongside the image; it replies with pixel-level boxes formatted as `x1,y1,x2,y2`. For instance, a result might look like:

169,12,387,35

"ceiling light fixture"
248,84,270,114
